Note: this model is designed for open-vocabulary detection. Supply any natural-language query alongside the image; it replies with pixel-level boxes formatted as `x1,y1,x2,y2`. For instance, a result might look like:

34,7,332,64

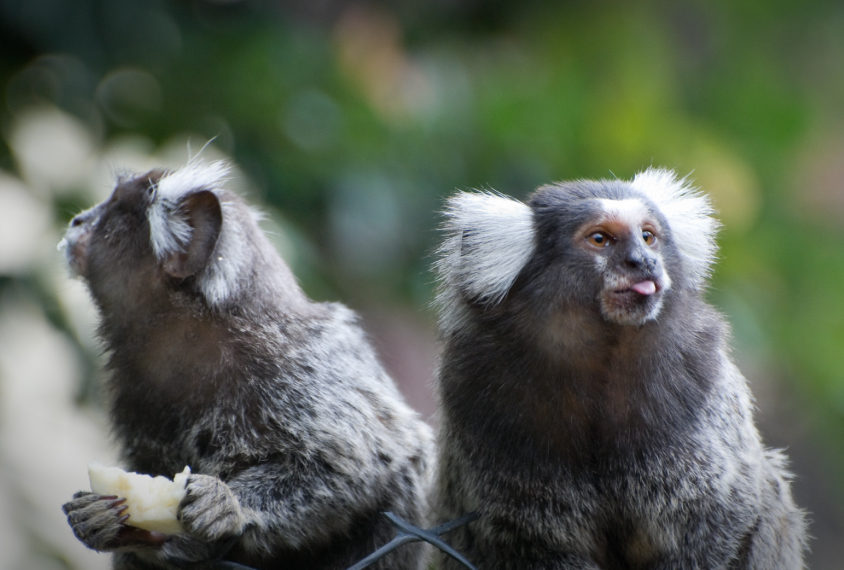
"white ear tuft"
147,160,260,308
154,160,232,203
148,202,193,261
148,160,232,261
630,168,720,289
435,191,535,332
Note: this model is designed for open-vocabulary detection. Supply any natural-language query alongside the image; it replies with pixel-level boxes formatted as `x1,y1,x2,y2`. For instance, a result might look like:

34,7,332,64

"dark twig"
195,511,480,570
345,511,480,570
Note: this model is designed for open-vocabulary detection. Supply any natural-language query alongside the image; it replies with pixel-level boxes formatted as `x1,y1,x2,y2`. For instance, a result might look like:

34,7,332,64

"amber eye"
587,232,612,247
642,230,656,245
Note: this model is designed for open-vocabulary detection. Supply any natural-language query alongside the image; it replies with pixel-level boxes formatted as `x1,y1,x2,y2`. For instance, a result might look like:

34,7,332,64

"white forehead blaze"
595,198,652,232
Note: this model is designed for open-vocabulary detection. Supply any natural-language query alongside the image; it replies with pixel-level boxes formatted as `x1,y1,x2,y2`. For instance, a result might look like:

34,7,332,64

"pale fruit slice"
88,462,191,534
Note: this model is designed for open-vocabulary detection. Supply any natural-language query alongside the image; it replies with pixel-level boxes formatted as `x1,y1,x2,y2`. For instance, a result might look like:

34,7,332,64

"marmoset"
60,161,433,570
433,168,806,569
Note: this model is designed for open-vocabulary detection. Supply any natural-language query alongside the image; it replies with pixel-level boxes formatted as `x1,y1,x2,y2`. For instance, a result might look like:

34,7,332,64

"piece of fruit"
88,462,191,534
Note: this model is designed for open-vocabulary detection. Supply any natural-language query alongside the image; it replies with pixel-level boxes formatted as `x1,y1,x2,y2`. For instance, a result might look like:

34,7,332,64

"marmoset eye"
587,232,612,247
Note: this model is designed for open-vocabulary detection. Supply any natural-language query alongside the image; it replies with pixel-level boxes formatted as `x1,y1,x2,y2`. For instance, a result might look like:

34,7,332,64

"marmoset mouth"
629,280,657,295
614,279,660,297
60,232,92,277
601,280,665,326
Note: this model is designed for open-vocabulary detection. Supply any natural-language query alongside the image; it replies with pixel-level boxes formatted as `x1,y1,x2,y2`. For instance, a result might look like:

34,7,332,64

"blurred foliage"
2,0,844,536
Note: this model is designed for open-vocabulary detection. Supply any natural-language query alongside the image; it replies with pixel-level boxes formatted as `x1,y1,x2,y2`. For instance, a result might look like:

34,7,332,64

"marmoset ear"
630,168,719,289
437,191,536,306
161,190,222,279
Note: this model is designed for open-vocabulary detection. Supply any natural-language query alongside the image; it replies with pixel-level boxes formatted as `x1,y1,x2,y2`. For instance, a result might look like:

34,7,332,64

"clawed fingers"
62,492,121,513
63,492,172,551
62,493,130,552
178,475,245,542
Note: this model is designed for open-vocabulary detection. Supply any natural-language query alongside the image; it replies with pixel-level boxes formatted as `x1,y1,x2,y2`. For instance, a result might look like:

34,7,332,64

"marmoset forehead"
592,198,658,230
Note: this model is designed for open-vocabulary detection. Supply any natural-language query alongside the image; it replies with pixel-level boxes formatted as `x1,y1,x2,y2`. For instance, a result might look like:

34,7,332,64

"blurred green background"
0,0,842,568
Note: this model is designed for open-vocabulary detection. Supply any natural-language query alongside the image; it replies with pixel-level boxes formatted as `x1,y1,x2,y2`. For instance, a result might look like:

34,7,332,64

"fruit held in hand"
88,462,191,534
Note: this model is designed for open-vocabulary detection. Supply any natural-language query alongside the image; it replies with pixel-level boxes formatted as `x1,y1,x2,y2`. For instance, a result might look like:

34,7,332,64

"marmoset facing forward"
434,169,806,569
60,161,433,570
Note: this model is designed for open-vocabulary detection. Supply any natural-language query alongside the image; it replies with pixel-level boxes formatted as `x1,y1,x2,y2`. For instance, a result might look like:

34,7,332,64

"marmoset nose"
624,249,658,272
625,252,644,269
70,208,97,227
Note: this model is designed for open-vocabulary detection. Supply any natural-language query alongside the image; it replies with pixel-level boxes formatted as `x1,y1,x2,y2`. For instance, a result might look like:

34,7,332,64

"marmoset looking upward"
60,161,434,570
433,168,806,569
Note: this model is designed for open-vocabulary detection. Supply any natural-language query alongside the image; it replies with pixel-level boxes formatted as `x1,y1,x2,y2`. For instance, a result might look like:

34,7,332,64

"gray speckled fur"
433,170,806,569
61,162,433,570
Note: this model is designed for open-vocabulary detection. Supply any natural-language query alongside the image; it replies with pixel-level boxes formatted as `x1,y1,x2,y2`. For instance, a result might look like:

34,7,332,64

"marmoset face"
59,172,172,317
578,198,671,326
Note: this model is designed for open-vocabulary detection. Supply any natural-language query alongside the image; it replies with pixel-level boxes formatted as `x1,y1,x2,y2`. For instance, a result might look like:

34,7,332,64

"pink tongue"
631,280,656,295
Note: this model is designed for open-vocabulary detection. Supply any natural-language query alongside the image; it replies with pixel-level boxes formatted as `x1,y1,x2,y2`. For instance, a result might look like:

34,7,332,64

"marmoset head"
436,168,719,333
60,160,301,319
